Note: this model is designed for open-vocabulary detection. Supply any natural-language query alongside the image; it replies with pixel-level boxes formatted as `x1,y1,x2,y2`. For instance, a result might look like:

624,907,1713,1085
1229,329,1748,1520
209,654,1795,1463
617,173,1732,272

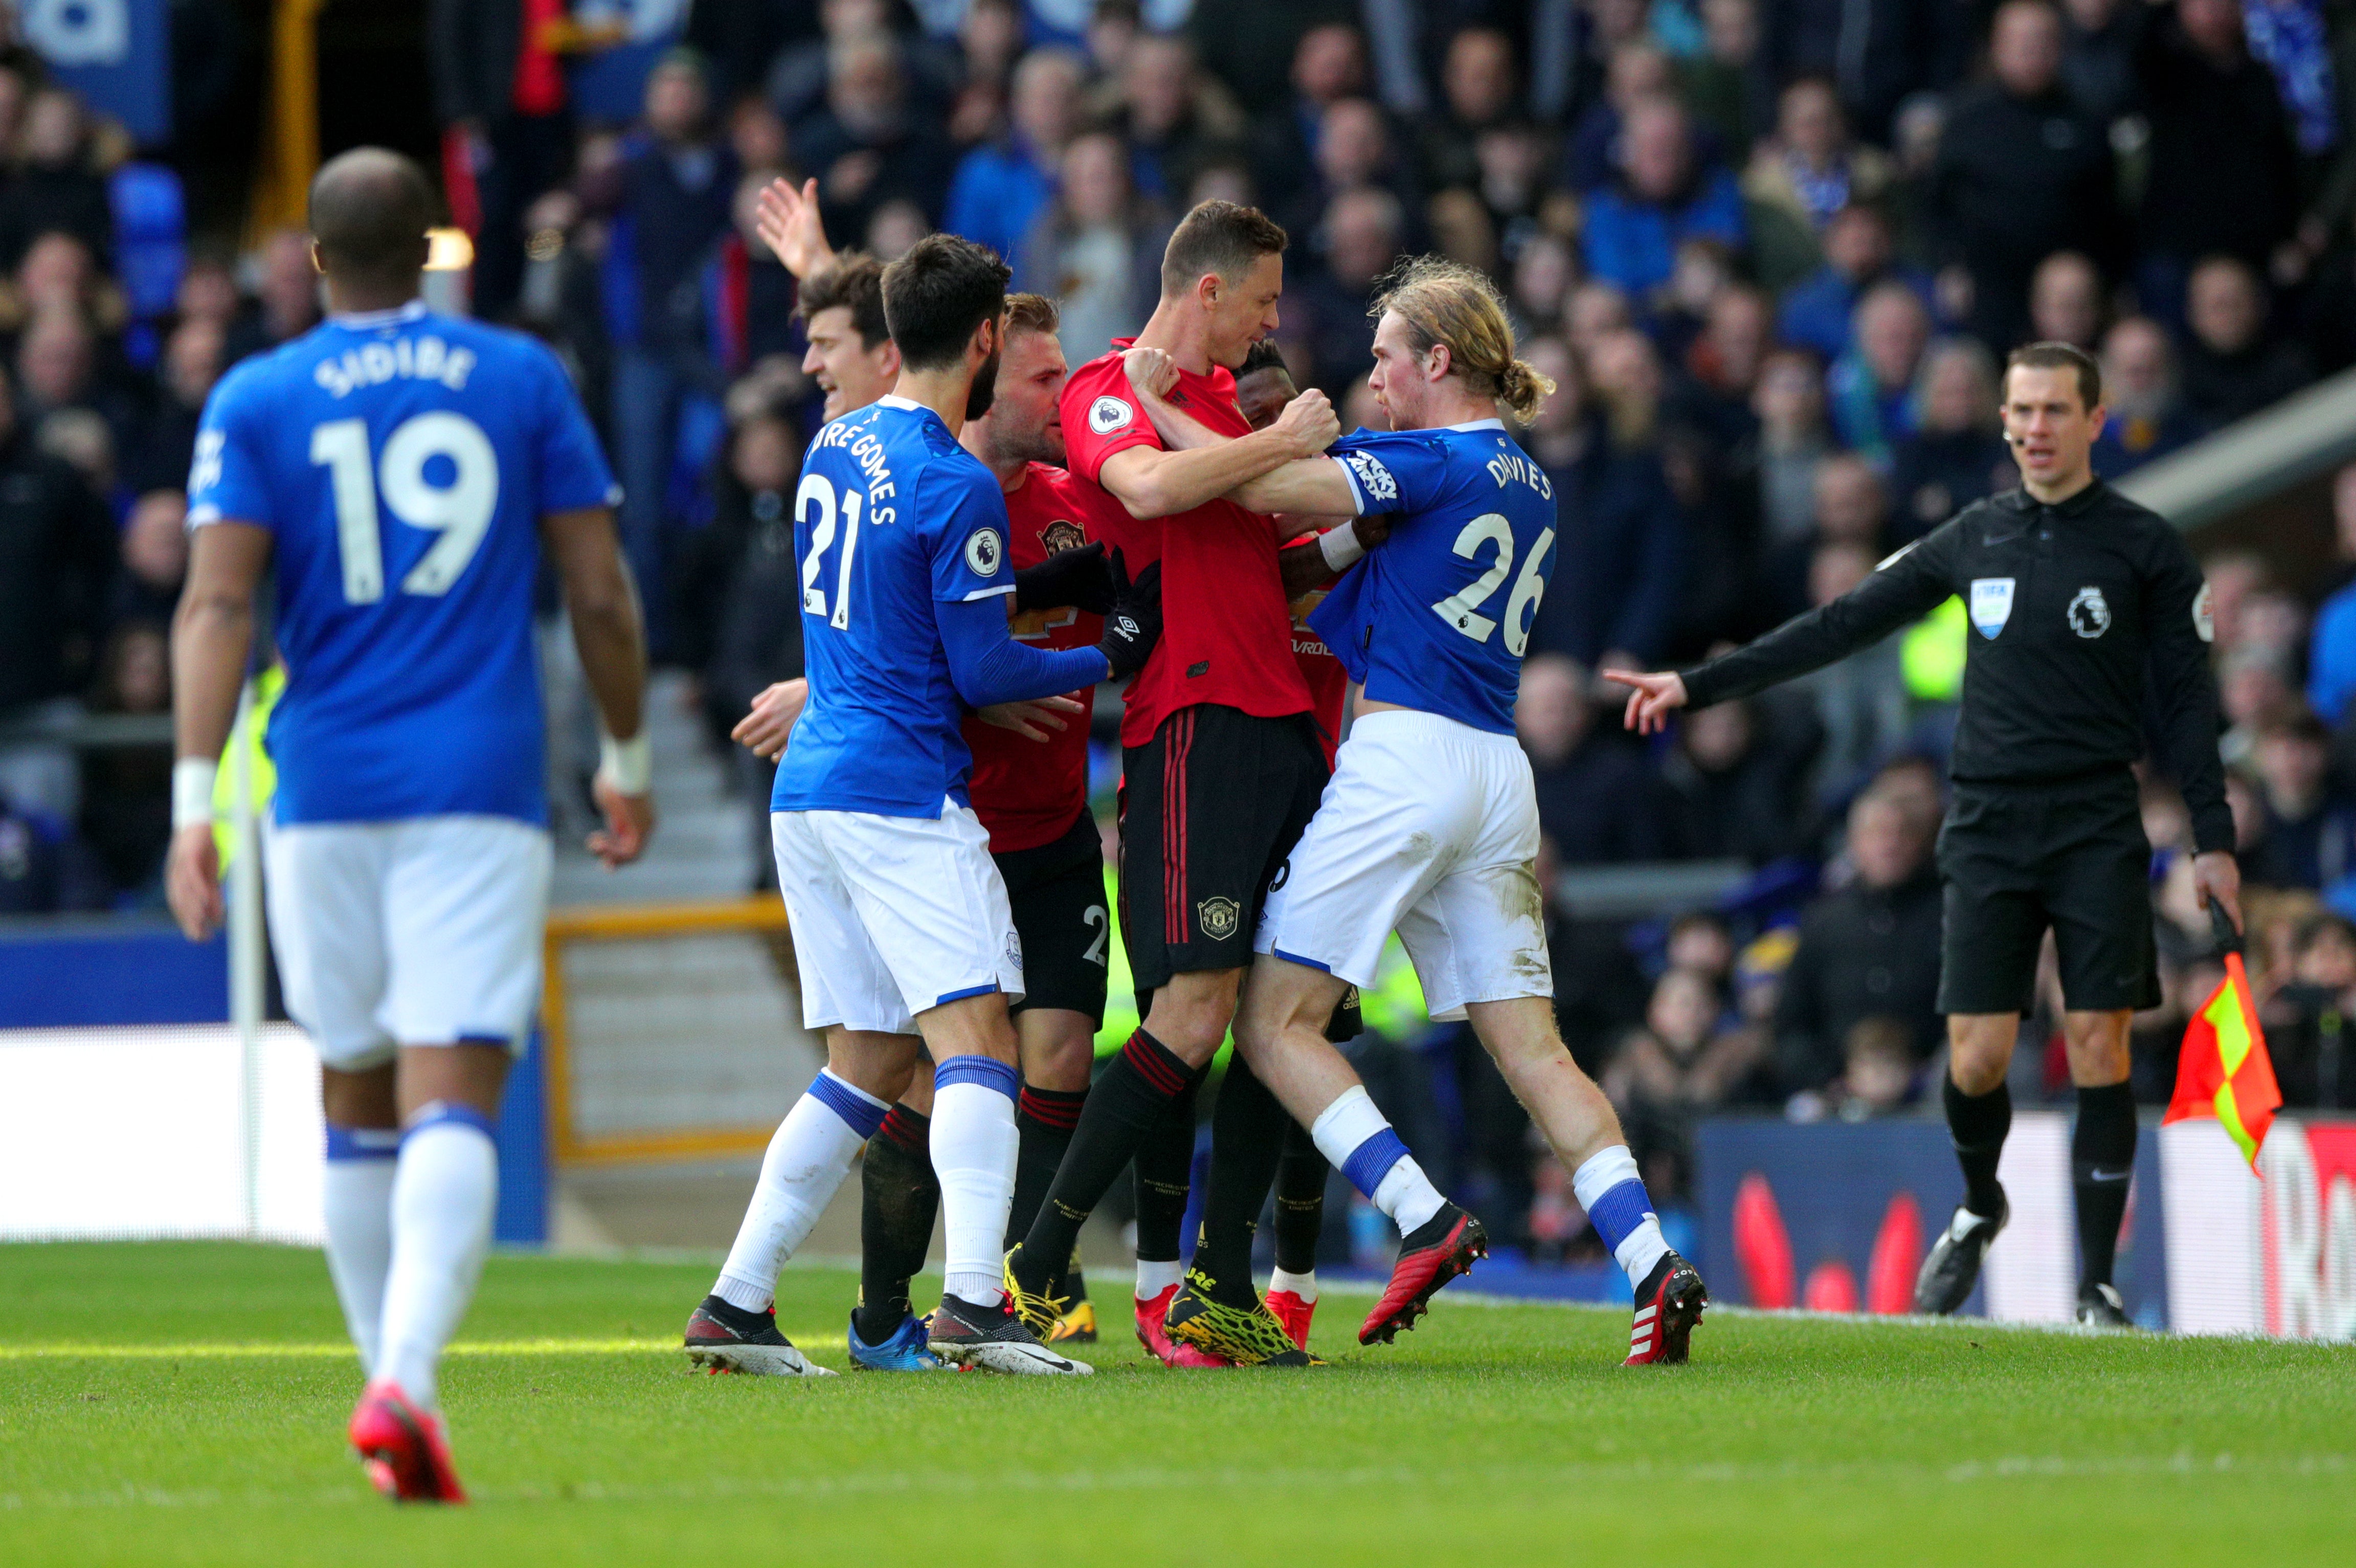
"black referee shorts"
1118,704,1327,993
997,808,1111,1025
1935,770,2159,1016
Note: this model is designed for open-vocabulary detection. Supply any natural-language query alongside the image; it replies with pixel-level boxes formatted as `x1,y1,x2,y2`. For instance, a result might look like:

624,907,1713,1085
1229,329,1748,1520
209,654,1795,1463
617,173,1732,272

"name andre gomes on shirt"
808,419,900,526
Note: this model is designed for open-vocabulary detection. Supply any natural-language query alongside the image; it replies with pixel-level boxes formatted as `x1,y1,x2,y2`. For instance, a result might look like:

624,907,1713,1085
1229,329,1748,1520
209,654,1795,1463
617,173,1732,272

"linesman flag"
2164,904,2282,1169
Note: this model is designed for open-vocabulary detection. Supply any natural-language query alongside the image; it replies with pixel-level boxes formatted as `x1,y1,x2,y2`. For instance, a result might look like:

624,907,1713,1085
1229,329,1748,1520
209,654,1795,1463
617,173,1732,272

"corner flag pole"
230,676,264,1237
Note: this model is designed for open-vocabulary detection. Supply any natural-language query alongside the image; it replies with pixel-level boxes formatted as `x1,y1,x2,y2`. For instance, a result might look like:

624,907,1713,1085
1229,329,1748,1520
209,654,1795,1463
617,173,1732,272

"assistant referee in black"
1607,342,2239,1327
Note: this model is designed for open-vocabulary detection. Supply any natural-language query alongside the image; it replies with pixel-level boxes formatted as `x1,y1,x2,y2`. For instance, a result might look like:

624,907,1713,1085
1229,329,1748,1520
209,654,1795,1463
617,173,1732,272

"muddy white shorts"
264,814,553,1071
771,797,1024,1036
1256,709,1551,1021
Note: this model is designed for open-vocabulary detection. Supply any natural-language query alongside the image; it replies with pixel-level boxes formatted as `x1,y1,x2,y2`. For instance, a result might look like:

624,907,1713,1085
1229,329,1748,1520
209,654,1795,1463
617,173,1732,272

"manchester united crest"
1196,895,1241,941
1040,520,1085,555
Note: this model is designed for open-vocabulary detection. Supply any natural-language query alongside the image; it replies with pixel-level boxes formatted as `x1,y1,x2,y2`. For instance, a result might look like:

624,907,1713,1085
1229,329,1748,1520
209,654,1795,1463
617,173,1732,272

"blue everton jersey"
187,302,618,826
772,396,1018,817
1310,420,1558,734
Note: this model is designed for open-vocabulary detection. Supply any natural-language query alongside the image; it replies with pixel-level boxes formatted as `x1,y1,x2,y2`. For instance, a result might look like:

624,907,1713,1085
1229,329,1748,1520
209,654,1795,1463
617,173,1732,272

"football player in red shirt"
1001,200,1357,1366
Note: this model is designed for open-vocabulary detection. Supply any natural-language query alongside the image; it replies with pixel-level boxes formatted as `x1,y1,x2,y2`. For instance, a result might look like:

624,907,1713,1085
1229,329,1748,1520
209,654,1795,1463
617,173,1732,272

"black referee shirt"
1681,479,2234,853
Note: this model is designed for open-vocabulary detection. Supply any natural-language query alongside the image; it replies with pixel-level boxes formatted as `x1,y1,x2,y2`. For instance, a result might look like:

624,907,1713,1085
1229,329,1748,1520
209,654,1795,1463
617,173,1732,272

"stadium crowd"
12,0,2356,1257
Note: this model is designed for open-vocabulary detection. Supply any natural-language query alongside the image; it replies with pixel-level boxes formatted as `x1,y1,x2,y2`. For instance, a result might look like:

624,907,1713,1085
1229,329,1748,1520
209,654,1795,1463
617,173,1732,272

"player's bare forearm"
1098,430,1304,520
1232,458,1357,517
1280,538,1342,598
544,507,647,741
171,523,271,763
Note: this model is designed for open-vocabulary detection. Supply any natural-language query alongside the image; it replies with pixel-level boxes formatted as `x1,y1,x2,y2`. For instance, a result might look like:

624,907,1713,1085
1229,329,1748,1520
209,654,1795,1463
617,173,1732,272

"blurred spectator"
1288,187,1405,394
1275,95,1408,240
1772,787,1942,1091
1793,539,1912,804
1776,201,1927,362
18,308,140,459
2307,465,2356,725
1517,653,1667,863
608,53,741,654
2134,0,2302,321
1565,278,1635,360
0,789,110,913
1661,696,1818,863
2059,0,2146,125
2091,315,2202,477
2268,912,2356,1107
1791,1015,1925,1119
133,316,226,492
1763,0,1963,142
1741,78,1894,287
1019,129,1161,365
1528,334,1686,668
226,230,323,363
113,488,187,626
1746,346,1833,547
1245,20,1371,213
1891,337,2009,538
2246,714,2356,889
945,46,1084,263
2218,645,2300,765
1676,0,1777,158
680,400,800,741
1603,967,1767,1180
428,0,580,320
1507,229,1576,337
1424,187,1500,275
1106,32,1245,206
2179,254,2313,428
1582,96,1745,298
1414,26,1520,191
1932,0,2118,348
1672,281,1771,446
1827,279,1929,463
1762,444,1887,626
1567,40,1673,194
2027,249,2104,349
0,89,113,271
78,619,172,898
794,31,954,245
0,371,115,821
946,0,1022,144
766,0,956,128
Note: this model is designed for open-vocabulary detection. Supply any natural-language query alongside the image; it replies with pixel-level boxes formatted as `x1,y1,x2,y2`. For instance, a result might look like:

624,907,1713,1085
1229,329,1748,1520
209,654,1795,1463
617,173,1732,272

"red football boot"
1264,1287,1317,1352
349,1379,466,1504
1360,1203,1488,1346
1624,1251,1708,1366
1134,1284,1181,1363
1164,1341,1235,1369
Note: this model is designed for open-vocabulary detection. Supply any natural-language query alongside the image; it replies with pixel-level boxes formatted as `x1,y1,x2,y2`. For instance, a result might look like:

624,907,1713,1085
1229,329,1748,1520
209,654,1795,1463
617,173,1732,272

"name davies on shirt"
807,418,901,525
1485,447,1553,500
312,334,481,398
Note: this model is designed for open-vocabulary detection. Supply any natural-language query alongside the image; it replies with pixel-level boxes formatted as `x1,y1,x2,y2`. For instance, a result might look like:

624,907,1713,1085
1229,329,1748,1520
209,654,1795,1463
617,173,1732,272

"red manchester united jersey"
1059,345,1310,750
961,462,1110,853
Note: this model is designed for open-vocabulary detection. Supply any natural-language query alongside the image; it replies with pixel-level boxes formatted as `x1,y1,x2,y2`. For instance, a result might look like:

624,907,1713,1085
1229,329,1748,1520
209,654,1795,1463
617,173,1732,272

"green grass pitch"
2,1243,2350,1566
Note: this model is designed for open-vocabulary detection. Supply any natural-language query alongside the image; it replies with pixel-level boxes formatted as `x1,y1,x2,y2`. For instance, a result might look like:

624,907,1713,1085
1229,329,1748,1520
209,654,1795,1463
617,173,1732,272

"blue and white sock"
1572,1145,1670,1288
323,1124,399,1375
377,1104,499,1410
1308,1086,1446,1236
715,1070,888,1312
931,1055,1021,1307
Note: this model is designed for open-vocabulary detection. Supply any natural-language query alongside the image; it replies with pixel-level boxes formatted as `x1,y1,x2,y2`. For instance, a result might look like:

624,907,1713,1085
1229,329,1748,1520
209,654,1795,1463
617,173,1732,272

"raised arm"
165,521,272,939
543,504,656,868
754,175,838,282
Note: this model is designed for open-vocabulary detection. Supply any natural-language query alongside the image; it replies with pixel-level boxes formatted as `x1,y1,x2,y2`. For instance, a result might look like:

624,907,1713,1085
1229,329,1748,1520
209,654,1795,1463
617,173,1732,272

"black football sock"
1064,1242,1090,1304
1016,1029,1197,1294
1271,1117,1329,1278
1943,1074,2012,1219
1132,1072,1203,1270
1189,1056,1292,1310
1008,1084,1087,1247
2071,1081,2138,1291
852,1104,937,1345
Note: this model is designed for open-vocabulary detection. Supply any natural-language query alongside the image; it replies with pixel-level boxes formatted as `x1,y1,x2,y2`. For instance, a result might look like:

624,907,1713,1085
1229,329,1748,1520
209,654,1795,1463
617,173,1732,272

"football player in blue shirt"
679,233,1158,1376
166,149,655,1501
1123,257,1711,1365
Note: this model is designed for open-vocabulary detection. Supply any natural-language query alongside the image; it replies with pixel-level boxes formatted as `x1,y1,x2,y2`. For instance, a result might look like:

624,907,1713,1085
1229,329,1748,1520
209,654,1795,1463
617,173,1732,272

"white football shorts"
263,814,553,1071
1258,708,1551,1020
771,797,1024,1036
